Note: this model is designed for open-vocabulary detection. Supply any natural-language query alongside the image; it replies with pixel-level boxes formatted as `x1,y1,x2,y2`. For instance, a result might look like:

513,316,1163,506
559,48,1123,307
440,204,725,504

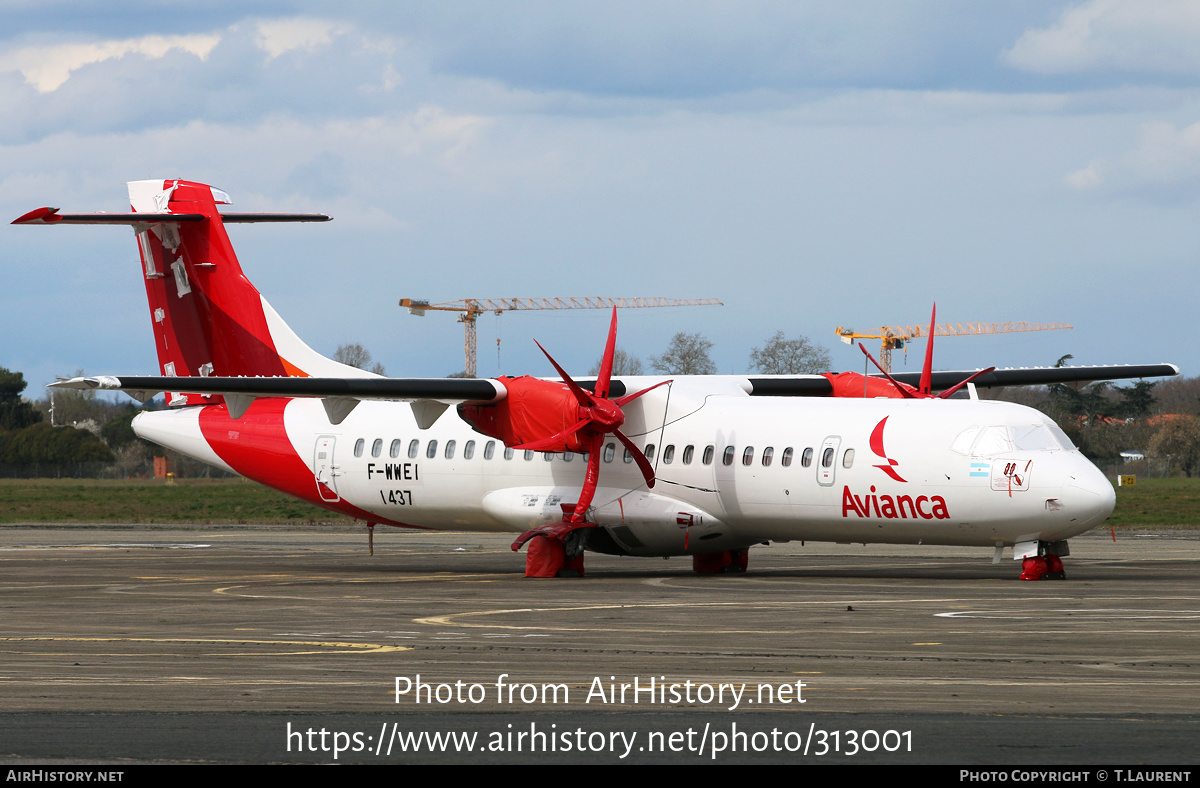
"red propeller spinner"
858,304,996,399
458,308,668,523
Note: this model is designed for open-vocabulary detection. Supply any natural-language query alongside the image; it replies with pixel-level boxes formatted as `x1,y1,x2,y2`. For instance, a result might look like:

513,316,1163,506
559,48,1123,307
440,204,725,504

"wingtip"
12,207,60,225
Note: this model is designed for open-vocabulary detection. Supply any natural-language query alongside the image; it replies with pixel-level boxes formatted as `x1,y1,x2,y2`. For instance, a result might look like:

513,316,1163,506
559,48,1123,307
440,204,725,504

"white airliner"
15,180,1178,580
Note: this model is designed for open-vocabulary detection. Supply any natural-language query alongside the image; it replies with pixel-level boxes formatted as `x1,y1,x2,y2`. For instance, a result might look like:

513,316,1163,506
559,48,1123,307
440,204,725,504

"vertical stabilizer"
128,179,370,405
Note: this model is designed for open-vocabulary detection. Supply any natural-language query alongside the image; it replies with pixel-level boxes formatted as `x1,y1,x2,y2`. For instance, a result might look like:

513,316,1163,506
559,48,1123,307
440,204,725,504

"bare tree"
1150,416,1200,477
748,331,832,375
650,333,716,375
334,343,385,375
590,348,644,376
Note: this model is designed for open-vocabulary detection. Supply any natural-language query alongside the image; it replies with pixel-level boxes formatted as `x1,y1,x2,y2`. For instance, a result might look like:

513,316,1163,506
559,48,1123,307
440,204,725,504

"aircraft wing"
53,362,1179,403
50,375,505,401
50,375,507,428
744,363,1179,396
885,363,1180,391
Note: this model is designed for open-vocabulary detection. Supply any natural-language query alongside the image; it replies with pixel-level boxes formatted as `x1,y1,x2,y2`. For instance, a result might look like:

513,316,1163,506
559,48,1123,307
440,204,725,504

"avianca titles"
14,179,1178,580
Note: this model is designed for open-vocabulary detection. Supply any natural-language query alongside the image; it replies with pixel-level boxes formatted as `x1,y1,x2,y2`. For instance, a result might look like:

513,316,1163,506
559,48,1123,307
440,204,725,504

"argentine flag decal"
970,462,989,478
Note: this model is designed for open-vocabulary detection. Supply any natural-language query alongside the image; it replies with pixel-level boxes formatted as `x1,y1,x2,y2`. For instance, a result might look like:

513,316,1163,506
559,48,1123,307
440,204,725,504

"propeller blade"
513,418,591,451
595,307,618,400
858,343,916,399
615,429,656,489
937,366,996,399
612,379,671,407
569,433,605,522
919,303,936,396
534,340,596,409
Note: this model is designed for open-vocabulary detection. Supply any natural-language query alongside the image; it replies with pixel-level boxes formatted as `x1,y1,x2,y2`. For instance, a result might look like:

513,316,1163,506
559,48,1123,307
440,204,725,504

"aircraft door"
817,436,841,487
313,435,340,502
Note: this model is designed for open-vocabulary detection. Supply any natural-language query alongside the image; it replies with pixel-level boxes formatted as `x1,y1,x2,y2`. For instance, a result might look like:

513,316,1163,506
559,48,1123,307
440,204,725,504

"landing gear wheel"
1043,554,1066,580
1019,556,1048,581
692,550,749,574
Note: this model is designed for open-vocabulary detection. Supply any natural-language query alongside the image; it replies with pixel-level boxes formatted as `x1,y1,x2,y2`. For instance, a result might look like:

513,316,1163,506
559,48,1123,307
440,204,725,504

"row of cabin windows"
353,437,579,462
351,437,855,470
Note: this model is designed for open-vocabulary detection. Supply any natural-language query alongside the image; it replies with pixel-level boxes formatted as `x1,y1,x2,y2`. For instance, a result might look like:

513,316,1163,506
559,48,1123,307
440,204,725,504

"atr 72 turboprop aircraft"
15,180,1178,580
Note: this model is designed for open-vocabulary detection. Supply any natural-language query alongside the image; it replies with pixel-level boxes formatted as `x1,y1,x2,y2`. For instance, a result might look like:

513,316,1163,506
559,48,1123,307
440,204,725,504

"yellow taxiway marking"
0,636,409,654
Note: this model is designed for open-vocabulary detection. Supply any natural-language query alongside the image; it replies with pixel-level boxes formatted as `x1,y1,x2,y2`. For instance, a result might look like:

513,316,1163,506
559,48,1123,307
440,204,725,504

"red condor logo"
870,416,906,483
844,416,951,520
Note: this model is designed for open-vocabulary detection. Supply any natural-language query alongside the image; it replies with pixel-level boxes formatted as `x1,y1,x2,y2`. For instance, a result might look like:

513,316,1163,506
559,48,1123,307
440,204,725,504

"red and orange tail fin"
122,179,374,405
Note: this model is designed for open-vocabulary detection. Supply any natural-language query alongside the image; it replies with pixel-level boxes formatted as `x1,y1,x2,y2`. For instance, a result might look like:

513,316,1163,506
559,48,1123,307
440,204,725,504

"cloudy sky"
2,1,1197,393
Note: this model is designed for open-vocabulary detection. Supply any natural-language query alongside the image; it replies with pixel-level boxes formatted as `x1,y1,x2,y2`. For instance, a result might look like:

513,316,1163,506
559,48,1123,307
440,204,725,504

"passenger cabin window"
463,440,475,460
842,448,855,468
562,452,573,462
544,452,554,462
389,439,401,459
504,447,515,460
683,445,694,465
524,450,535,461
623,447,634,464
722,446,735,466
371,439,383,458
821,447,835,467
781,447,793,467
703,446,715,465
801,447,813,467
484,441,495,460
762,446,774,467
426,440,438,459
603,443,615,463
444,440,456,459
645,444,656,461
408,439,419,459
662,445,675,464
742,446,754,466
354,438,364,458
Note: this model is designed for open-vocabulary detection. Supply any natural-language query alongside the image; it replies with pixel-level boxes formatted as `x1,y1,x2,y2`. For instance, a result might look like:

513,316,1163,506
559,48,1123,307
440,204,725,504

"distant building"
1120,450,1146,463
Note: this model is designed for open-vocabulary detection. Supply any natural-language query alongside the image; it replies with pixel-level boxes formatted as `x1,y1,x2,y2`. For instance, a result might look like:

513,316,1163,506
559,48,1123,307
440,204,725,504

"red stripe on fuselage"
197,398,424,528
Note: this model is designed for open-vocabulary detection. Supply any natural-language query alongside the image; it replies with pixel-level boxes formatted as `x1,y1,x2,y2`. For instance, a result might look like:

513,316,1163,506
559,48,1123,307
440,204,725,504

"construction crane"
835,319,1073,373
401,297,724,377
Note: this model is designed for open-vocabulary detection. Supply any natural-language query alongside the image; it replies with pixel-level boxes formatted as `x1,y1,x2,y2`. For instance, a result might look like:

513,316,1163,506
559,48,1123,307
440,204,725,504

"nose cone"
1064,458,1116,532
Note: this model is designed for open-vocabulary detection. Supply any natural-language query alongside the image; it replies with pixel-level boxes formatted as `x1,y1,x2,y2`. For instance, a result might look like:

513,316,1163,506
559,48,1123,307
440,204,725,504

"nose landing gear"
1016,539,1069,581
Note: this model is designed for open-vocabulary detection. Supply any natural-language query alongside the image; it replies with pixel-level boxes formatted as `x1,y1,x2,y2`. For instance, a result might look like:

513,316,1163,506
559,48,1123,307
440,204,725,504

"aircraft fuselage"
133,380,1115,558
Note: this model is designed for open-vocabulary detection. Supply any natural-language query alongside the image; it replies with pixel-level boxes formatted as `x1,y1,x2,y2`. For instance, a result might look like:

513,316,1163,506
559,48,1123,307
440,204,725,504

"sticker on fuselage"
990,459,1032,495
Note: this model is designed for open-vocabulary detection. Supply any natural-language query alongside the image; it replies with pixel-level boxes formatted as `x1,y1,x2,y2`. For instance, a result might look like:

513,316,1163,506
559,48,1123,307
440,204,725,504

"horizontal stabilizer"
12,207,330,225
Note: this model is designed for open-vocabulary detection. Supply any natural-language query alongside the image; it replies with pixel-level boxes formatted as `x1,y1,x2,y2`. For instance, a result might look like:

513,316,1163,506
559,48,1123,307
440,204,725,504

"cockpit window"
953,422,1075,456
1011,423,1065,451
969,426,1012,457
950,426,981,456
1046,421,1077,451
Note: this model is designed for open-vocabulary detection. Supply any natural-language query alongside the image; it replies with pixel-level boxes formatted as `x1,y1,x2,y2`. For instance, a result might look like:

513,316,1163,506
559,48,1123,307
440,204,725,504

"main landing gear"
512,522,592,578
692,550,750,574
511,521,755,578
1015,539,1069,581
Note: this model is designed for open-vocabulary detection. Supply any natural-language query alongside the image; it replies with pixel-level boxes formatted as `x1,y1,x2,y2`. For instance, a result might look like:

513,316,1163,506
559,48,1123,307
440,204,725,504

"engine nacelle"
459,375,587,451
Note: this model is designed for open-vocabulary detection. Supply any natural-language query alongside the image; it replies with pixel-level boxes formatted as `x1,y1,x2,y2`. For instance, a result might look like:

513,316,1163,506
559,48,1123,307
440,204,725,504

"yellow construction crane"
401,297,724,377
835,320,1073,373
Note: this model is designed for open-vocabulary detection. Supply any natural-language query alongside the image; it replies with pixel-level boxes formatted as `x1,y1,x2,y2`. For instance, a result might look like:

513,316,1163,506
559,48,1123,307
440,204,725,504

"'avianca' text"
842,485,950,520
